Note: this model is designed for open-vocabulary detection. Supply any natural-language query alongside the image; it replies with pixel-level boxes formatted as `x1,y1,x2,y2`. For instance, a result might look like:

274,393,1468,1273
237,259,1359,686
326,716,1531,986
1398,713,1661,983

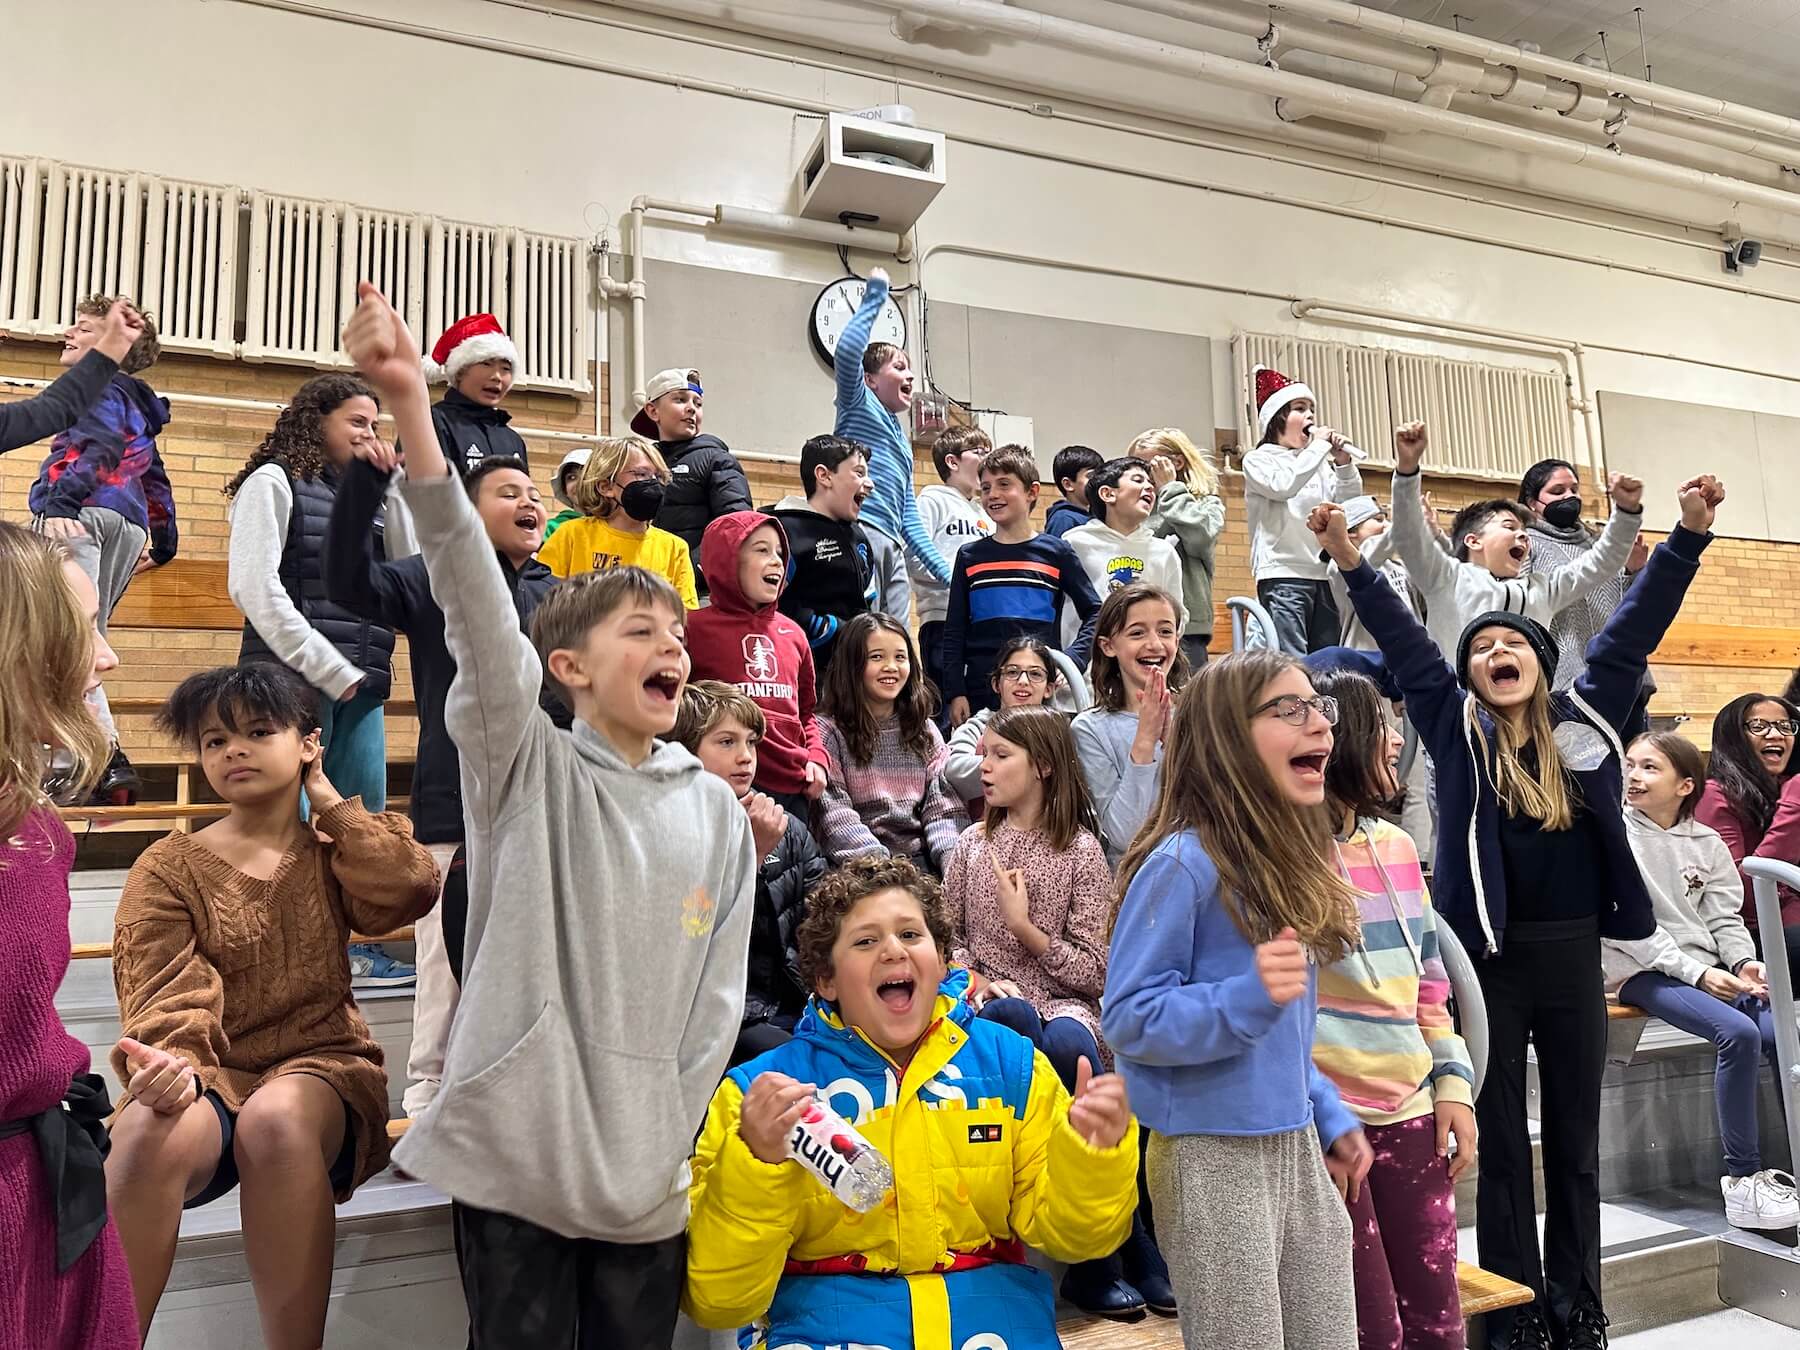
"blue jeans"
977,997,1101,1091
312,688,387,815
1619,971,1779,1176
1255,577,1340,656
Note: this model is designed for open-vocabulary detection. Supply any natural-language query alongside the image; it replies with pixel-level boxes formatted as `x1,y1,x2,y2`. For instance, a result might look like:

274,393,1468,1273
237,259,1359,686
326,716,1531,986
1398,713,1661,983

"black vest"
239,469,397,700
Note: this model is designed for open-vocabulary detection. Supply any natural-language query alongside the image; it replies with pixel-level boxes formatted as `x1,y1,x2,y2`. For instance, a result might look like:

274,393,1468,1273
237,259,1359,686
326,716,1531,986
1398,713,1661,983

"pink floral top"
944,820,1113,1050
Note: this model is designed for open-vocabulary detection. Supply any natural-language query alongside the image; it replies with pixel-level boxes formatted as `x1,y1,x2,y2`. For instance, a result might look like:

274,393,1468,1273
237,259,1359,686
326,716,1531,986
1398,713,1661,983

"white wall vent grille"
1238,331,1570,480
1,153,590,392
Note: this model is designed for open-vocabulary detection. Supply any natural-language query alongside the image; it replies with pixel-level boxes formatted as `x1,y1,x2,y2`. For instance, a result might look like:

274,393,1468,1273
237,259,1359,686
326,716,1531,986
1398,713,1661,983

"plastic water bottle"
787,1091,894,1212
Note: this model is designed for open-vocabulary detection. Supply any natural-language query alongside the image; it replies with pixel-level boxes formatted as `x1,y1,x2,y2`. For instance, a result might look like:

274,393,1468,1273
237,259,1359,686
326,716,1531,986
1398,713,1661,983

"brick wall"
5,337,1791,765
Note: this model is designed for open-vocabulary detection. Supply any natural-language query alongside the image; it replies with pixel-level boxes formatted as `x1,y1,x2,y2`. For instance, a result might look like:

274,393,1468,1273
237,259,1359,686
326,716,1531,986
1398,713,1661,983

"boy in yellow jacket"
684,855,1139,1348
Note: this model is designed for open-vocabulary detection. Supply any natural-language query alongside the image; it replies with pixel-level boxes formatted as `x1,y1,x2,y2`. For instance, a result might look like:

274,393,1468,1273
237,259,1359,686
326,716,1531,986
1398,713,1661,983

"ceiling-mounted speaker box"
797,112,946,234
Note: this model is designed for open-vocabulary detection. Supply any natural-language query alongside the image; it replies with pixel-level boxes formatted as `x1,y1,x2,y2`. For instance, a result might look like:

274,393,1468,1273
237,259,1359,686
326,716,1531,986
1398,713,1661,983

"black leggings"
1474,918,1606,1344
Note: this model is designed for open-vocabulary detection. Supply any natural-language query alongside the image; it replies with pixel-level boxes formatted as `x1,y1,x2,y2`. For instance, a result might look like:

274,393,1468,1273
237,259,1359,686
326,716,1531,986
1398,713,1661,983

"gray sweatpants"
1148,1125,1357,1350
40,506,146,743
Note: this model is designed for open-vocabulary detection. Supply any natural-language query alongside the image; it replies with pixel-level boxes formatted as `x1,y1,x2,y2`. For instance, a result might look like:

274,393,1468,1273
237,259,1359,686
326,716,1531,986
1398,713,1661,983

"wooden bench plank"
1649,623,1800,670
110,559,238,630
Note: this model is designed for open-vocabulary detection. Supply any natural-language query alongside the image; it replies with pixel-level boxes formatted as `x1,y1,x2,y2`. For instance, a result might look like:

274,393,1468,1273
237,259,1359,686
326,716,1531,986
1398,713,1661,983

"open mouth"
876,975,916,1014
1289,752,1328,781
1761,744,1790,766
1508,543,1527,564
760,568,785,588
1488,662,1522,690
1625,784,1647,799
514,511,541,530
1136,654,1167,674
643,670,682,703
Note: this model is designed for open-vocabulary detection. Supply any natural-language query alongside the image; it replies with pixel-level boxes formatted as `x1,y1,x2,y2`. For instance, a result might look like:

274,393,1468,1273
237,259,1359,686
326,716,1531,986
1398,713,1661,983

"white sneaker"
1722,1171,1800,1230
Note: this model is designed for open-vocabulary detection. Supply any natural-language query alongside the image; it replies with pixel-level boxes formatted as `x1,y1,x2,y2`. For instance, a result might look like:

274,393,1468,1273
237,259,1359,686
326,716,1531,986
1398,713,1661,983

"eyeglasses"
1252,694,1340,727
1745,718,1799,738
996,665,1049,685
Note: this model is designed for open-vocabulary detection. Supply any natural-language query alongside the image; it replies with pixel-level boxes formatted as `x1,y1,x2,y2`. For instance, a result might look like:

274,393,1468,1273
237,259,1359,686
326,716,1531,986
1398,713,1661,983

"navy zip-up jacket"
1341,522,1711,956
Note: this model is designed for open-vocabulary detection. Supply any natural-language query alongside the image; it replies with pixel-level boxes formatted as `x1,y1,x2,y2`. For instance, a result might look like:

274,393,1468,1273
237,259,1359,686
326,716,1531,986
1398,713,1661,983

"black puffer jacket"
239,468,396,700
430,388,530,476
653,434,752,591
744,811,828,1026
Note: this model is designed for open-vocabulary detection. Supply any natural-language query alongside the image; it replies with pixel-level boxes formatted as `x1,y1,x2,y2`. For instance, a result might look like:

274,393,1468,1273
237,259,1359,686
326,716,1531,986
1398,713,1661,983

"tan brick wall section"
4,339,1791,763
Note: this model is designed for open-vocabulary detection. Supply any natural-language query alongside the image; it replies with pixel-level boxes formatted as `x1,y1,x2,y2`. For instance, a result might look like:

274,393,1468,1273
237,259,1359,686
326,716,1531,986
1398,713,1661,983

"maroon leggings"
1348,1114,1464,1350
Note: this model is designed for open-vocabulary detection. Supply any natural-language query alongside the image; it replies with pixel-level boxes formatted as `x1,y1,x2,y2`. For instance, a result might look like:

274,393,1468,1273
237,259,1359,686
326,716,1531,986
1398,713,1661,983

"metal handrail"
1397,714,1420,782
1434,918,1488,1101
1227,594,1279,652
1046,646,1091,713
1742,858,1800,1178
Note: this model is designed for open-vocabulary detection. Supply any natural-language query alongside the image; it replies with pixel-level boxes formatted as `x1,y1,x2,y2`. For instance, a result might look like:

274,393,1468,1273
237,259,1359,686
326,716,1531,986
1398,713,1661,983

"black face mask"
619,479,665,522
1541,497,1582,529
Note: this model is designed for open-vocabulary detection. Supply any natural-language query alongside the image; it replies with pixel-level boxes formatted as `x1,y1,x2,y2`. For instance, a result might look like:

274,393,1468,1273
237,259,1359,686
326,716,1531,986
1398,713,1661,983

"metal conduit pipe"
866,1,1800,227
1246,0,1800,144
1613,100,1800,169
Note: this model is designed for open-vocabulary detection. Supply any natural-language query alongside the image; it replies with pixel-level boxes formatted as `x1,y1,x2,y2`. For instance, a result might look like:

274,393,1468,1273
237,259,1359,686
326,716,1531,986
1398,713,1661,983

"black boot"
1119,1210,1176,1316
1496,1304,1553,1350
90,747,140,806
1060,1253,1146,1323
1562,1299,1609,1350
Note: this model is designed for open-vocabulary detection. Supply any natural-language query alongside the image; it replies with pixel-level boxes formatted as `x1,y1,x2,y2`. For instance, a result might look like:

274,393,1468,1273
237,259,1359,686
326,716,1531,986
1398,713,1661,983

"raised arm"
833,271,887,416
1574,476,1720,732
1241,441,1336,502
1385,435,1460,598
0,301,141,455
1148,478,1225,558
1539,475,1644,615
343,284,545,801
111,861,228,1098
228,466,363,699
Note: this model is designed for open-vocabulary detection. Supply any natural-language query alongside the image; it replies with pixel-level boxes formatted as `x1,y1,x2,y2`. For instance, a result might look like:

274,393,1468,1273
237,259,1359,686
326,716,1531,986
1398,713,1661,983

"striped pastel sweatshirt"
1313,817,1475,1127
833,275,949,582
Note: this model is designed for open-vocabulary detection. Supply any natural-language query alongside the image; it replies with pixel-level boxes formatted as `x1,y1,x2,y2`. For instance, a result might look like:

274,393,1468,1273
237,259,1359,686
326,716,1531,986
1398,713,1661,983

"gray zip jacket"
391,472,756,1242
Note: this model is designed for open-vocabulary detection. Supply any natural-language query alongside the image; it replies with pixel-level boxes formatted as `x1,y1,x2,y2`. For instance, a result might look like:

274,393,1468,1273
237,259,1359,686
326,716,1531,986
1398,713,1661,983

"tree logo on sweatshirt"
743,634,780,683
680,886,716,938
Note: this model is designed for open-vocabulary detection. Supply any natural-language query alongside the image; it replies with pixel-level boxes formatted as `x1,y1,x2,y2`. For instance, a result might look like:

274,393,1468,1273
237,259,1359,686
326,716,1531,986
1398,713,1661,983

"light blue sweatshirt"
1101,829,1359,1148
833,275,949,582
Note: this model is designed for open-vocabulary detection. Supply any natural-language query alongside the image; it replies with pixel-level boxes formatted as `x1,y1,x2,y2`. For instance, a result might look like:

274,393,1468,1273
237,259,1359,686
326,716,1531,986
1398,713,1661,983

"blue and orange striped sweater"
1313,817,1474,1127
939,532,1101,701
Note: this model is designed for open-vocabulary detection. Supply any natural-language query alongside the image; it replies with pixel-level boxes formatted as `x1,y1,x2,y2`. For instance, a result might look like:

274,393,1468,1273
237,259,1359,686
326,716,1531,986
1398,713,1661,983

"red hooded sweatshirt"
686,511,828,796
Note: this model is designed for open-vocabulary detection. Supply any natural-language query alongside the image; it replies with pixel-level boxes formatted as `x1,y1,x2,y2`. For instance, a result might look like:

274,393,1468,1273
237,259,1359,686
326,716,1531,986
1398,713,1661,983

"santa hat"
425,313,521,386
1254,365,1316,435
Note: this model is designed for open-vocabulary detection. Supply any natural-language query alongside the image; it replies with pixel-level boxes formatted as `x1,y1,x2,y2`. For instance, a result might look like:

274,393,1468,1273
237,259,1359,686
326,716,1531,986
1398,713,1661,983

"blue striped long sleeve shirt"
833,275,950,583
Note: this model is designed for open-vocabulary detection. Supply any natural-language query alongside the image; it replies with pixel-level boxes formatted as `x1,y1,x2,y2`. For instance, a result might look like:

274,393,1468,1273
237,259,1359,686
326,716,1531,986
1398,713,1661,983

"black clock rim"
809,277,907,368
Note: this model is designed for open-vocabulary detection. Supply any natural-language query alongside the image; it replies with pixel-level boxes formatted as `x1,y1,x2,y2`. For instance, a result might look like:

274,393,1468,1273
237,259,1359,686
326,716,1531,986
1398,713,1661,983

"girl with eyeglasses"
1313,474,1725,1350
1696,692,1800,984
1103,651,1369,1350
941,637,1061,807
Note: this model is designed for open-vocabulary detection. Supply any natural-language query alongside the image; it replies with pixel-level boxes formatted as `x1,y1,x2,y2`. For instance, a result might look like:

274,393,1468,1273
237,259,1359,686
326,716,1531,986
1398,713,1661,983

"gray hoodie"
1603,806,1758,993
1071,707,1161,869
391,472,756,1242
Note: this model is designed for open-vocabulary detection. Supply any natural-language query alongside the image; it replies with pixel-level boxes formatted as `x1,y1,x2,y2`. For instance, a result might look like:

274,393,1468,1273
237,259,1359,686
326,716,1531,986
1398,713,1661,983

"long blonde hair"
0,524,109,835
1115,651,1360,962
569,434,669,518
1130,426,1219,497
1473,684,1575,830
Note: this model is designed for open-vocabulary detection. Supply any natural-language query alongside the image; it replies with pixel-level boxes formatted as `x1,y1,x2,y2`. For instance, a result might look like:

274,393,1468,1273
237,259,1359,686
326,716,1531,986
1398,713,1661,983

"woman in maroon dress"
0,521,138,1349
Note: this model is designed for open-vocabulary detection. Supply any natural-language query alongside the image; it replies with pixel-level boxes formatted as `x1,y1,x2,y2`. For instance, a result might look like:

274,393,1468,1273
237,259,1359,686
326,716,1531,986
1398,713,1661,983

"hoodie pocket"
431,1004,691,1235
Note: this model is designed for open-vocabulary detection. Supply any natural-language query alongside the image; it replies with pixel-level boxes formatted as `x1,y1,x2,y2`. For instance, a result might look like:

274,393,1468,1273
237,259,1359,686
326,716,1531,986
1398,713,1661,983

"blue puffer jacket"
1340,523,1712,956
683,966,1139,1349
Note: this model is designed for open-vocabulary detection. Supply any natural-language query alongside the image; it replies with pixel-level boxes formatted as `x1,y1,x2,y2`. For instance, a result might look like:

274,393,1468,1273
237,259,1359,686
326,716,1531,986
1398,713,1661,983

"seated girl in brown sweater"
102,663,439,1349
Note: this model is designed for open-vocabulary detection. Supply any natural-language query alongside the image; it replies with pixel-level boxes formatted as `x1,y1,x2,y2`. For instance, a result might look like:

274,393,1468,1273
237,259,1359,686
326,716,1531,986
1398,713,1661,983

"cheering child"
1695,692,1800,972
1071,583,1189,867
942,635,1063,807
1103,651,1370,1350
1313,472,1726,1350
815,612,969,876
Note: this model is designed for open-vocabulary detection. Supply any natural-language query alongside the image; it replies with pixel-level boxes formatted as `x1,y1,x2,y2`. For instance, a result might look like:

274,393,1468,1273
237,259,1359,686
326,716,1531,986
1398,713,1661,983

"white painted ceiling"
1359,1,1800,119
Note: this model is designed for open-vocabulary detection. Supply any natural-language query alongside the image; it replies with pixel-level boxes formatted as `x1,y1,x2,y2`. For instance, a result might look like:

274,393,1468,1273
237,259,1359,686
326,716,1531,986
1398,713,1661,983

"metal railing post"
1434,919,1488,1100
1227,595,1279,652
1742,859,1800,1174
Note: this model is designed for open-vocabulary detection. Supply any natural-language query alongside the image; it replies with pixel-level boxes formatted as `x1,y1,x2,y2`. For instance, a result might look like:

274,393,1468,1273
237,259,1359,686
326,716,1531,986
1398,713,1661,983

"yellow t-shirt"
535,514,699,608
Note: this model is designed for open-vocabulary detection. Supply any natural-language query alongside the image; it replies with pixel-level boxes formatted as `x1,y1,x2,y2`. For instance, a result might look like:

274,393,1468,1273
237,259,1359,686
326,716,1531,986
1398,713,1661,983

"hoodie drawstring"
1335,822,1424,989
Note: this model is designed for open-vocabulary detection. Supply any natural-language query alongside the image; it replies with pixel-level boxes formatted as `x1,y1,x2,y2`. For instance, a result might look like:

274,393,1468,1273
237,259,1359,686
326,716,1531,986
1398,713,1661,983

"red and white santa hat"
424,313,521,386
1254,365,1316,433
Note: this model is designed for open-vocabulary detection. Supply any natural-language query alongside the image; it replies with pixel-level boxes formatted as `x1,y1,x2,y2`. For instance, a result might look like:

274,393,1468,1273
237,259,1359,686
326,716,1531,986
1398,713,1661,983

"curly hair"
74,294,159,374
796,855,955,994
225,374,379,497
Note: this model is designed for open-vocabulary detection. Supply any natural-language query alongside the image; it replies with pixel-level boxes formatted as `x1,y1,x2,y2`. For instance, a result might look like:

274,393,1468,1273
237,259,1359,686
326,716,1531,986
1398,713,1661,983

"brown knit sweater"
110,799,440,1195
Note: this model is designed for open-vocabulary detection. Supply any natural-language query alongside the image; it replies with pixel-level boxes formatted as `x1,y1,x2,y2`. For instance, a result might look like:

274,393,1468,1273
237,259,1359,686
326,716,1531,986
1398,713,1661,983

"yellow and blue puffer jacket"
683,966,1140,1349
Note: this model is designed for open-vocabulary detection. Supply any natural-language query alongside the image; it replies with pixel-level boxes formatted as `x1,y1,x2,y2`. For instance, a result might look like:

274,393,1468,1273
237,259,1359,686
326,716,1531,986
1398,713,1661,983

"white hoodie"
1061,517,1187,648
1604,806,1760,993
1242,439,1363,581
910,483,993,624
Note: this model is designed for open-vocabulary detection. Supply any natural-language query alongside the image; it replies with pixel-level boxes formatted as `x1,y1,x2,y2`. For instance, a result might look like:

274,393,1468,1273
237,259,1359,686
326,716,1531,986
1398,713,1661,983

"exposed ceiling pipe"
1246,0,1800,145
1613,100,1800,170
868,0,1800,220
